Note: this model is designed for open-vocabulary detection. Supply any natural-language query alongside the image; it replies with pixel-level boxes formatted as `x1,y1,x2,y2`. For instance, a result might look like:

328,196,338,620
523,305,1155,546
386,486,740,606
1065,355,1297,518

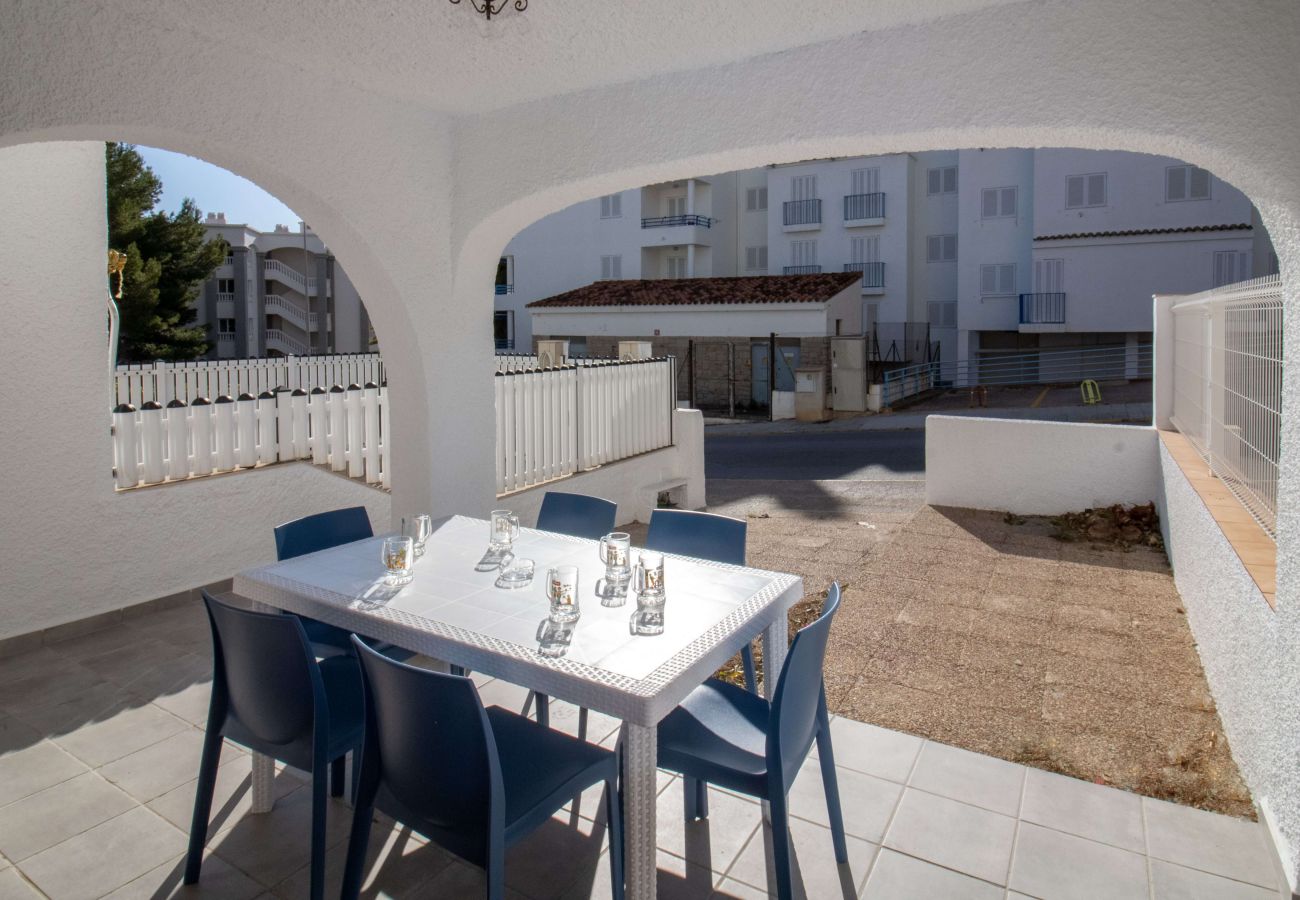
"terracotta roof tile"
527,272,862,308
1034,223,1252,241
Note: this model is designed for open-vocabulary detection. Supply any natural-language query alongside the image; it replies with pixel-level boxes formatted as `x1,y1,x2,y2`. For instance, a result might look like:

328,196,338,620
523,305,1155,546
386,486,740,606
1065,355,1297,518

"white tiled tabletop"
233,514,804,900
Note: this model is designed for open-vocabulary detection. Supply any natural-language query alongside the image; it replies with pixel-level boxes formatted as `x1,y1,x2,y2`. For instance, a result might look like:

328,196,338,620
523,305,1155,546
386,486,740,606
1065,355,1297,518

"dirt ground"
632,494,1255,820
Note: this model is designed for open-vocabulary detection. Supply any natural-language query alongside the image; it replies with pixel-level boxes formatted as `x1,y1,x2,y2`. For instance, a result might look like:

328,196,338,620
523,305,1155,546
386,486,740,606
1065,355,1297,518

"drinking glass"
546,564,581,623
381,536,415,586
401,514,433,558
495,557,535,589
632,550,665,603
598,532,632,585
489,509,519,551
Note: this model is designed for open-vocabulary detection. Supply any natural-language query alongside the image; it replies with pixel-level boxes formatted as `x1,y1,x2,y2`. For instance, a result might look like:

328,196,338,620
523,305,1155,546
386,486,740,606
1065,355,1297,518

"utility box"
795,368,829,422
536,339,569,367
831,337,867,412
618,340,654,360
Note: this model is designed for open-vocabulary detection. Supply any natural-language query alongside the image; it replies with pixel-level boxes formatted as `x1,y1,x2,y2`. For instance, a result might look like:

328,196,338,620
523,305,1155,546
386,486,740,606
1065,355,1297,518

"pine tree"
106,143,227,361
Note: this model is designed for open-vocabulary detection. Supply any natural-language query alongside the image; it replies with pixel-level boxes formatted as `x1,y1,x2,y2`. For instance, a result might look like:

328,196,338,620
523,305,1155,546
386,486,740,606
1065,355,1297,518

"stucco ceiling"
145,0,1023,113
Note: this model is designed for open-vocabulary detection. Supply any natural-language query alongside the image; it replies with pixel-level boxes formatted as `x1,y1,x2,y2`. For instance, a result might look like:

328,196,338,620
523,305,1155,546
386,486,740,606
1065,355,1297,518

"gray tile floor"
0,602,1287,899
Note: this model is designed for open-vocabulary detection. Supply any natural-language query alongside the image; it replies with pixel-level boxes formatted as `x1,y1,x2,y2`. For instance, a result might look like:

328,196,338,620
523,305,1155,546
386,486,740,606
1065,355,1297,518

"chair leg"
486,851,505,900
683,776,709,821
182,728,224,884
339,801,374,900
578,706,589,742
769,789,795,900
308,763,329,900
604,775,625,900
534,692,550,729
331,755,347,798
741,642,759,694
815,710,849,863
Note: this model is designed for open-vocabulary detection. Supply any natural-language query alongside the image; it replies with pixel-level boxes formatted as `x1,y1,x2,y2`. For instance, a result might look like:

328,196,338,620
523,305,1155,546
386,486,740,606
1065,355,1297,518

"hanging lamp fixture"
449,0,527,21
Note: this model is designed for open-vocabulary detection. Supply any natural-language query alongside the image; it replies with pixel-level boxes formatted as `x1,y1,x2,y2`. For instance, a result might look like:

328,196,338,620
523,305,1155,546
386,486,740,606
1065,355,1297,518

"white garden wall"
925,416,1162,514
0,142,389,644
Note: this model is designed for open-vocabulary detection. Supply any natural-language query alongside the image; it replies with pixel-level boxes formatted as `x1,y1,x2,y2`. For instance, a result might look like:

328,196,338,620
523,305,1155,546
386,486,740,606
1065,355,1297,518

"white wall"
956,148,1034,333
531,303,835,339
925,416,1162,514
0,142,390,642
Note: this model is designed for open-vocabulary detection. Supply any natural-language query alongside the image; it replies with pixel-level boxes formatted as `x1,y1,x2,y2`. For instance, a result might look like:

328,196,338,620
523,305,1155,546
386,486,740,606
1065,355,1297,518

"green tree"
106,143,227,361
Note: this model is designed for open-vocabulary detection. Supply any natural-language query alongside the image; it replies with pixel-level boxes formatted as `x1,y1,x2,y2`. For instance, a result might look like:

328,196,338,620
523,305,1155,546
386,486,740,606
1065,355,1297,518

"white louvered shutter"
1087,174,1107,206
982,189,999,218
943,235,957,261
1066,176,1085,208
943,166,958,194
927,169,942,195
1189,167,1211,199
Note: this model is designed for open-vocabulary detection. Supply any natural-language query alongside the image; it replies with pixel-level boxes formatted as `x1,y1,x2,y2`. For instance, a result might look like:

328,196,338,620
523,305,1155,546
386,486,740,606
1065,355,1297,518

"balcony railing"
783,199,822,227
263,259,319,294
495,284,515,295
1019,292,1066,324
844,261,885,288
782,265,823,275
640,214,713,228
843,192,886,221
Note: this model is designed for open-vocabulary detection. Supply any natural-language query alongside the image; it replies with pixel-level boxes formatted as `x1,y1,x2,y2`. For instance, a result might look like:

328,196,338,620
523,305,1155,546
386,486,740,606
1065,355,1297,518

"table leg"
621,722,657,900
762,615,789,700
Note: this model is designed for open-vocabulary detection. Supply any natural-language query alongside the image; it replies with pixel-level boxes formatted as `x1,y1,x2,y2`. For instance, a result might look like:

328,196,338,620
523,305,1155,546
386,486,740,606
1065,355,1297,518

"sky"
136,145,300,231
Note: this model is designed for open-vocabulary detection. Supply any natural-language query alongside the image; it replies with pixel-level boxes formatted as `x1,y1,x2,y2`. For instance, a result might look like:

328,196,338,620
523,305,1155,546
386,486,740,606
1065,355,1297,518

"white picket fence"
113,353,385,407
112,385,389,490
494,358,675,494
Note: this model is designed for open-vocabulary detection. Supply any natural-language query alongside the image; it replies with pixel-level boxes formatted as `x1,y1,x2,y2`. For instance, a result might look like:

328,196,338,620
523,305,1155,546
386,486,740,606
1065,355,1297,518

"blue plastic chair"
530,492,618,730
274,507,373,652
186,592,364,900
536,491,618,540
646,509,758,693
655,584,847,900
341,637,625,900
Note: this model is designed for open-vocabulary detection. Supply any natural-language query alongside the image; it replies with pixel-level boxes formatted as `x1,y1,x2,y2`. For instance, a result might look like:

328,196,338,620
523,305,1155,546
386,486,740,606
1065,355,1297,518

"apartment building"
497,149,1275,376
198,214,372,359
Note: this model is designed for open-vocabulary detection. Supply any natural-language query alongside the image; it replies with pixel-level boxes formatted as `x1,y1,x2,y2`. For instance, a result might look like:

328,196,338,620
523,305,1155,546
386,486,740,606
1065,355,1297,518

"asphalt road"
705,428,926,481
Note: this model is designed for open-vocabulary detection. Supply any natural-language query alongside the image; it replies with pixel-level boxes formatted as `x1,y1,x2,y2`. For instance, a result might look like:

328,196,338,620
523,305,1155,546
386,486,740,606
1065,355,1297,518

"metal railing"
495,284,515,295
640,214,713,229
1169,275,1282,537
782,265,823,275
843,192,886,221
783,199,822,227
1020,293,1067,325
844,261,885,289
881,343,1153,407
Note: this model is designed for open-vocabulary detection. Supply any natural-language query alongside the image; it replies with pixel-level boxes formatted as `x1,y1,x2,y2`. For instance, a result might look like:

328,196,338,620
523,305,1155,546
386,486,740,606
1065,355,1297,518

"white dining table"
233,514,803,900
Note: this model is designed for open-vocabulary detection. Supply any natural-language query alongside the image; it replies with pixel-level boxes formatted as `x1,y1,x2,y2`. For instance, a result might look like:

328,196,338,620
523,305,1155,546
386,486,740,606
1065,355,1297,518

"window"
1166,165,1211,202
1066,173,1107,208
1034,258,1064,293
745,246,768,271
666,256,688,279
600,255,622,280
599,194,622,218
927,301,958,329
493,310,513,348
791,174,817,201
850,235,880,263
980,264,1016,296
927,166,958,195
1213,250,1251,287
981,186,1018,218
850,167,880,195
666,196,687,217
496,256,513,289
790,239,817,267
926,234,957,262
217,278,235,294
745,187,768,211
217,318,237,334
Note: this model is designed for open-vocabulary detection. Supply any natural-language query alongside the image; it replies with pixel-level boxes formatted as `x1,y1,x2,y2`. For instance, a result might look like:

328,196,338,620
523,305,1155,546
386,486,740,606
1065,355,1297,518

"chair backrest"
351,637,503,864
536,492,618,540
202,591,323,748
646,509,746,565
274,506,373,561
768,583,841,786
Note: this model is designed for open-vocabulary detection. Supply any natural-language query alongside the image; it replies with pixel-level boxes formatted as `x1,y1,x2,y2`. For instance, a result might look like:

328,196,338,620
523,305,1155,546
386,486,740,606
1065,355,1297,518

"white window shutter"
600,196,610,218
1066,176,1085,208
982,189,998,218
981,265,997,294
944,235,957,261
758,187,767,210
850,237,865,263
612,194,621,217
612,255,621,279
1087,174,1107,206
999,264,1015,294
1001,187,1017,216
1166,167,1187,201
1189,167,1211,199
865,236,880,262
927,235,941,261
943,167,958,193
928,169,942,195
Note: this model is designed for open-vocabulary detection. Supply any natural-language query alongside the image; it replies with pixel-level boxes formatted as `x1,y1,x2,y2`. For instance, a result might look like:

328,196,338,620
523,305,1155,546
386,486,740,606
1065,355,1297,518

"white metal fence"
112,385,389,490
1170,275,1283,536
494,358,675,494
113,353,385,407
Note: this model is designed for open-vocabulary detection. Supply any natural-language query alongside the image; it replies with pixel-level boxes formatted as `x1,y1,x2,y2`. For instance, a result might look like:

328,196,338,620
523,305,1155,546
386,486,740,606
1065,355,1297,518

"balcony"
641,214,713,228
265,327,309,355
1019,292,1067,332
262,259,320,296
844,261,885,294
843,192,886,225
782,198,822,232
782,265,822,275
263,294,319,331
495,283,515,295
